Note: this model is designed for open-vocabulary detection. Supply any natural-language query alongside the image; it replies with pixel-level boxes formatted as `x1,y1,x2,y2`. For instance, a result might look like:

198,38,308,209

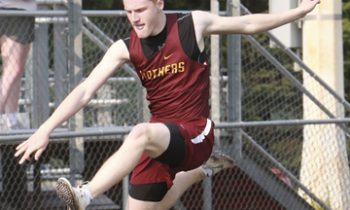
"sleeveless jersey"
129,14,210,121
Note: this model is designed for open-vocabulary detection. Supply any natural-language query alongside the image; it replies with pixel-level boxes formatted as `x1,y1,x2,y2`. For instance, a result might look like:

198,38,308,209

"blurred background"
0,0,349,209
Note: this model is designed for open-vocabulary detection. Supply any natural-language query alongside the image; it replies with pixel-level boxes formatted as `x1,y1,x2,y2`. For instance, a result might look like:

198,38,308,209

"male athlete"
15,0,320,209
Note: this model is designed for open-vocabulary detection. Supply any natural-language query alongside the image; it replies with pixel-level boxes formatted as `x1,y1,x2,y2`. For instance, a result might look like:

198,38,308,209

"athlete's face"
123,0,165,38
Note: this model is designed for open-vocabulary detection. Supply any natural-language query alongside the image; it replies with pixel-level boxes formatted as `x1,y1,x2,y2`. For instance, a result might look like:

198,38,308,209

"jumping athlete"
15,0,320,209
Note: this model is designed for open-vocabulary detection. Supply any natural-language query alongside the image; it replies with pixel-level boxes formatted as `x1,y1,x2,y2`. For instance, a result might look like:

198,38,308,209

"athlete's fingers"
16,140,27,151
19,149,34,165
18,152,28,164
14,144,27,157
19,154,29,165
34,148,45,161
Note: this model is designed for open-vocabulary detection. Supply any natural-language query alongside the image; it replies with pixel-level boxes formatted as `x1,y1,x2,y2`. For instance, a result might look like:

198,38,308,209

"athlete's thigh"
127,195,160,210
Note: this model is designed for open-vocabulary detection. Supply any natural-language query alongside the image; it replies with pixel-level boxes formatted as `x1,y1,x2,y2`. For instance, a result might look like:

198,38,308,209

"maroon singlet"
128,14,214,199
129,14,210,122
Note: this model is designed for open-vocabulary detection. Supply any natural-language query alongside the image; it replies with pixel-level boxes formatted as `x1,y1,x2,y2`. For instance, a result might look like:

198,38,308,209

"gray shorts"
0,8,35,44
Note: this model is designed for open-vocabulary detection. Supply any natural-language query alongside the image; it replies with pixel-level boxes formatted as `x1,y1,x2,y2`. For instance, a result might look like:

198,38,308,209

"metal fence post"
67,0,84,185
53,4,68,107
202,1,222,210
32,4,51,196
227,0,242,160
32,8,50,134
210,0,221,147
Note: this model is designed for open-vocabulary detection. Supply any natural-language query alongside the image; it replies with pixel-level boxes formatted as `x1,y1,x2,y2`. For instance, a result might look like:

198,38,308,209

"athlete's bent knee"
127,123,152,147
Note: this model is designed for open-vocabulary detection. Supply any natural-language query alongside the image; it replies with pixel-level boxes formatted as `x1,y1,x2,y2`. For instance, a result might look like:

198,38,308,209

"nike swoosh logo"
164,53,173,60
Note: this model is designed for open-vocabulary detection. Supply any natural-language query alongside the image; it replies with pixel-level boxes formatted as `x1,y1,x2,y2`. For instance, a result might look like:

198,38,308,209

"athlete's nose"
131,11,140,22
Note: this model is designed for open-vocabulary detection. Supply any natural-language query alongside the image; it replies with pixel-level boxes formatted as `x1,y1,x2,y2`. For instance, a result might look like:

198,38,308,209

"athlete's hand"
15,130,50,164
299,0,320,14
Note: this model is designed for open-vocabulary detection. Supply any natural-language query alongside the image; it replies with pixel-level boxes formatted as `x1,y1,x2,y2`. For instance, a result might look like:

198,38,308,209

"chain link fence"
0,1,349,210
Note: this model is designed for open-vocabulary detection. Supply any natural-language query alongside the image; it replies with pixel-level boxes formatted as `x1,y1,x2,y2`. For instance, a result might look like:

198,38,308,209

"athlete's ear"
155,0,164,10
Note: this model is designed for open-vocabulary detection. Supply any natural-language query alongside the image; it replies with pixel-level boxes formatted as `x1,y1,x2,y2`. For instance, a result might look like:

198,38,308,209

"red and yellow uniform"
128,14,214,201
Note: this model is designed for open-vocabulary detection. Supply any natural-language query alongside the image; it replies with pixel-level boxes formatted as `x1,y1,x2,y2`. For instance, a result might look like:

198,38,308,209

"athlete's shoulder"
104,39,130,62
191,10,216,25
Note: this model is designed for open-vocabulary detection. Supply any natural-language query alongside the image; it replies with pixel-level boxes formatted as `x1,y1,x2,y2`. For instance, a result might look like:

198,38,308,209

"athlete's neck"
150,12,166,36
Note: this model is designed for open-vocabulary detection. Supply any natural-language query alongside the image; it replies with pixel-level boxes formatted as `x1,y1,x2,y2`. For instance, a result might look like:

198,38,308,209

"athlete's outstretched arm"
192,0,320,50
15,39,130,164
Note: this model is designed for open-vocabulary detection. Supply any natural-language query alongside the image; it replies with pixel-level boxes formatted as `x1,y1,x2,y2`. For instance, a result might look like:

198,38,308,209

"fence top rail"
37,0,65,4
0,9,209,17
0,118,349,143
0,126,133,144
0,10,127,17
0,10,67,16
81,10,223,16
217,118,350,128
76,10,191,16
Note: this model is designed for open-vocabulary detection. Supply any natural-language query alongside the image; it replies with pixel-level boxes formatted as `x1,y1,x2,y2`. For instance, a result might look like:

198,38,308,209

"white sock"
6,112,18,127
81,185,93,205
0,114,6,121
201,166,213,177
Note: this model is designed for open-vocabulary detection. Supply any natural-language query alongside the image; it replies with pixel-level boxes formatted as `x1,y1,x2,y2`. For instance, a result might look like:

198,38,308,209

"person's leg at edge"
0,36,31,208
0,36,31,113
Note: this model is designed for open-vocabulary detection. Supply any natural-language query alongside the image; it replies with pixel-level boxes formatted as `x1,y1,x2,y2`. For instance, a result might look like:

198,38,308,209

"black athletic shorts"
0,8,35,44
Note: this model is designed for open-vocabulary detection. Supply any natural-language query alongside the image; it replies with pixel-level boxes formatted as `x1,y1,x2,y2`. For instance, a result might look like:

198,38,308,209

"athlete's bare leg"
125,153,234,210
86,123,171,198
123,167,205,210
56,122,172,210
56,151,234,210
124,167,205,210
158,167,205,210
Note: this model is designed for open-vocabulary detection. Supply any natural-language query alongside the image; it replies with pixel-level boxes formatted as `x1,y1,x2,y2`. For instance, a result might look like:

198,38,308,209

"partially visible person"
0,0,36,130
0,1,36,209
